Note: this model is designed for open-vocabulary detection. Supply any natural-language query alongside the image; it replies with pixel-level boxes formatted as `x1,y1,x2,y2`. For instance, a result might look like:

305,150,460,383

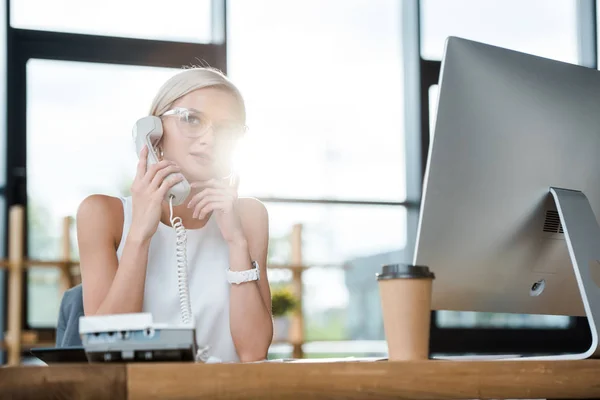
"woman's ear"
155,138,165,161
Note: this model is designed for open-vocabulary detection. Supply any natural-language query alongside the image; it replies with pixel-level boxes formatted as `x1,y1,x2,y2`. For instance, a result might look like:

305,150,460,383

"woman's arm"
228,198,273,362
78,149,184,316
77,194,151,316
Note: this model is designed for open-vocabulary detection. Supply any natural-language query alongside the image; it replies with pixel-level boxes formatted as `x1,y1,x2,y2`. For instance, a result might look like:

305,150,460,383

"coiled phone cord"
168,196,193,326
168,196,212,363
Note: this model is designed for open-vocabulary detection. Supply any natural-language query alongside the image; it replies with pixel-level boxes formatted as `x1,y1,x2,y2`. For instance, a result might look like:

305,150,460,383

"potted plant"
271,286,298,342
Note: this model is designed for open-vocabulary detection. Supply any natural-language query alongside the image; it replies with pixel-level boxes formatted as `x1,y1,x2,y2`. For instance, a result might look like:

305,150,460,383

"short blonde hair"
148,67,246,121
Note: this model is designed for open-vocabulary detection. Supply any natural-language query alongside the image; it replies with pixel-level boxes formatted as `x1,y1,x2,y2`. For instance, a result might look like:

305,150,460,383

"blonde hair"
148,67,246,121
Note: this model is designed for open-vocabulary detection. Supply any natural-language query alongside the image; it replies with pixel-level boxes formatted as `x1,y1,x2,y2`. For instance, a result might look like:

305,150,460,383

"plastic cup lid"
376,264,435,280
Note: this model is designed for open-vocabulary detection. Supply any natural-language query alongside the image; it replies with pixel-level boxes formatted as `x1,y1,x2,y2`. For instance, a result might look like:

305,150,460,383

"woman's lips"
190,152,214,165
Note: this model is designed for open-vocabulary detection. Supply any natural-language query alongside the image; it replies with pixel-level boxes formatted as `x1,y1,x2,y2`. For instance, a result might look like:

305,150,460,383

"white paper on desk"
249,357,386,363
287,357,386,363
432,354,523,361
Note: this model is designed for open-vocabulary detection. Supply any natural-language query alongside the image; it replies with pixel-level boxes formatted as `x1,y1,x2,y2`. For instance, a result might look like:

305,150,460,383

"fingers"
150,164,181,189
143,160,176,185
194,200,230,220
187,188,222,209
157,173,185,198
136,145,148,179
192,195,230,218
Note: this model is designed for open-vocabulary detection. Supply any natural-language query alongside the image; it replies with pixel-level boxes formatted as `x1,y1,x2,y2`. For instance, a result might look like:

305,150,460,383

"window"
228,0,407,350
11,0,213,43
26,59,177,326
421,0,579,64
228,0,406,202
266,203,405,344
266,203,406,266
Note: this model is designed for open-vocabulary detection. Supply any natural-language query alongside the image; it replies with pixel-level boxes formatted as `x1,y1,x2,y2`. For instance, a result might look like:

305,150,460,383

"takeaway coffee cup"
376,264,435,361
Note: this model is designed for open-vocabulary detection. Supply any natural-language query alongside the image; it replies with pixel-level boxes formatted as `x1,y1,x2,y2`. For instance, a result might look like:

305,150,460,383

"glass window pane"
421,0,578,63
266,203,406,265
26,59,177,327
428,84,439,136
11,0,212,43
436,310,571,329
265,202,407,343
228,0,406,202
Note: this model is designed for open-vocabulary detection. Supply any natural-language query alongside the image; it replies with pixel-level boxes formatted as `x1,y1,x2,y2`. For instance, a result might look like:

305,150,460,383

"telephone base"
79,313,198,363
85,346,196,363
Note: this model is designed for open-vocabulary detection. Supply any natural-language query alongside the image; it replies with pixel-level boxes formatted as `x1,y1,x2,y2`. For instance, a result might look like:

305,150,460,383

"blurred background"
0,0,596,364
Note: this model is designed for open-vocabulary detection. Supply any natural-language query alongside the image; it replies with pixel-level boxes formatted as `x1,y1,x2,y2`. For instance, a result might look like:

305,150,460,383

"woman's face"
159,87,245,183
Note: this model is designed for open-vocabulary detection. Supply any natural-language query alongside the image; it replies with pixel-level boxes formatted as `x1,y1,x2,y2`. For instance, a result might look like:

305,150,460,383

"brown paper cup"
377,264,435,361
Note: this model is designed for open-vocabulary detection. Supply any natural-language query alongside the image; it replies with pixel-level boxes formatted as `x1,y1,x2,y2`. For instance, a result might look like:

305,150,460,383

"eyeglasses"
160,107,248,140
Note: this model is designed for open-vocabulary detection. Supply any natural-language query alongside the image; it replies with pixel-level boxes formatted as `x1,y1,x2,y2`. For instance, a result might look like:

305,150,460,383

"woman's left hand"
188,178,246,244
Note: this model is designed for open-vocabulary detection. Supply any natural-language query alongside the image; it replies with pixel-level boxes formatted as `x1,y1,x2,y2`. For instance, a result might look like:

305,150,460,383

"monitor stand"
503,187,600,361
437,187,600,362
545,188,600,358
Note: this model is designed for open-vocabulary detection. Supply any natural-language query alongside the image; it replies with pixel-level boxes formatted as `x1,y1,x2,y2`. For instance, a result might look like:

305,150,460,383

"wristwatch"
227,261,260,284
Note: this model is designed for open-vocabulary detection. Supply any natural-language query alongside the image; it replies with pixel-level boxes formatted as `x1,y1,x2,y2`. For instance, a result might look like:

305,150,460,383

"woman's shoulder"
237,197,268,222
236,197,268,240
76,194,125,248
77,194,125,218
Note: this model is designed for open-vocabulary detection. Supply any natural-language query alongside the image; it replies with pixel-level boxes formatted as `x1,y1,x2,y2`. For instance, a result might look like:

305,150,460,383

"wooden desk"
2,360,600,399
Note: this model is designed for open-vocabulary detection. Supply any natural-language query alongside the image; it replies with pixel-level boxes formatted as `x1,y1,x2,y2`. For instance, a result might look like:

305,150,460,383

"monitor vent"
543,210,564,234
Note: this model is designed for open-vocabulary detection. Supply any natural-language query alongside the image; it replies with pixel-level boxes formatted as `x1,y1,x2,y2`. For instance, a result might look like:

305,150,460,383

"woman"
76,67,273,363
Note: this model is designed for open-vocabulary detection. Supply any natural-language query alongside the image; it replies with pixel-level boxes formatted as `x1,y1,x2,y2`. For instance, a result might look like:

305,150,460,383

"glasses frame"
160,107,248,139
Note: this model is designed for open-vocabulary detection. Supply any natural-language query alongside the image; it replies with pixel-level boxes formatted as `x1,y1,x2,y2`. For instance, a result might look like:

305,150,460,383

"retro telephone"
132,115,194,326
78,116,202,363
78,116,243,363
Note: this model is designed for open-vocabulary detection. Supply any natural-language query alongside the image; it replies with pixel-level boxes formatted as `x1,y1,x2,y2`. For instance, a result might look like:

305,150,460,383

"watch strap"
227,261,260,284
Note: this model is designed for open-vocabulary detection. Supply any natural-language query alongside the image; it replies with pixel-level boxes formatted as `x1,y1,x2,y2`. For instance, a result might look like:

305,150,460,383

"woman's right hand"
128,145,184,242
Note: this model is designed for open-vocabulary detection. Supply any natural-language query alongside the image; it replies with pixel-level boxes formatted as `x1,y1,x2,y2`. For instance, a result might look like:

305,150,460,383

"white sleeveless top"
116,196,239,362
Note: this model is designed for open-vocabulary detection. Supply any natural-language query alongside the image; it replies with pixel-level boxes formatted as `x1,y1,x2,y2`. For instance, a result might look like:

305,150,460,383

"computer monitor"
414,37,600,360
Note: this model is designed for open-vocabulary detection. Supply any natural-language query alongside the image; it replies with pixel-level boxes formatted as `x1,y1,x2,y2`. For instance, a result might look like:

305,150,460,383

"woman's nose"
197,126,215,146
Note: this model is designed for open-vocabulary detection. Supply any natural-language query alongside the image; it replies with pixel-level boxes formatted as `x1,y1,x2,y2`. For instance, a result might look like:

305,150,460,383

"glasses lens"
178,110,208,137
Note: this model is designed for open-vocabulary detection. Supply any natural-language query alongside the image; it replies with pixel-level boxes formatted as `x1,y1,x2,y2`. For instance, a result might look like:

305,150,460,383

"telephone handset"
132,116,191,206
132,116,194,329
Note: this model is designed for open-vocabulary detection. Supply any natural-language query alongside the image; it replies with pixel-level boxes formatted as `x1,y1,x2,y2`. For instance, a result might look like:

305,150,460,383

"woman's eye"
184,115,202,125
